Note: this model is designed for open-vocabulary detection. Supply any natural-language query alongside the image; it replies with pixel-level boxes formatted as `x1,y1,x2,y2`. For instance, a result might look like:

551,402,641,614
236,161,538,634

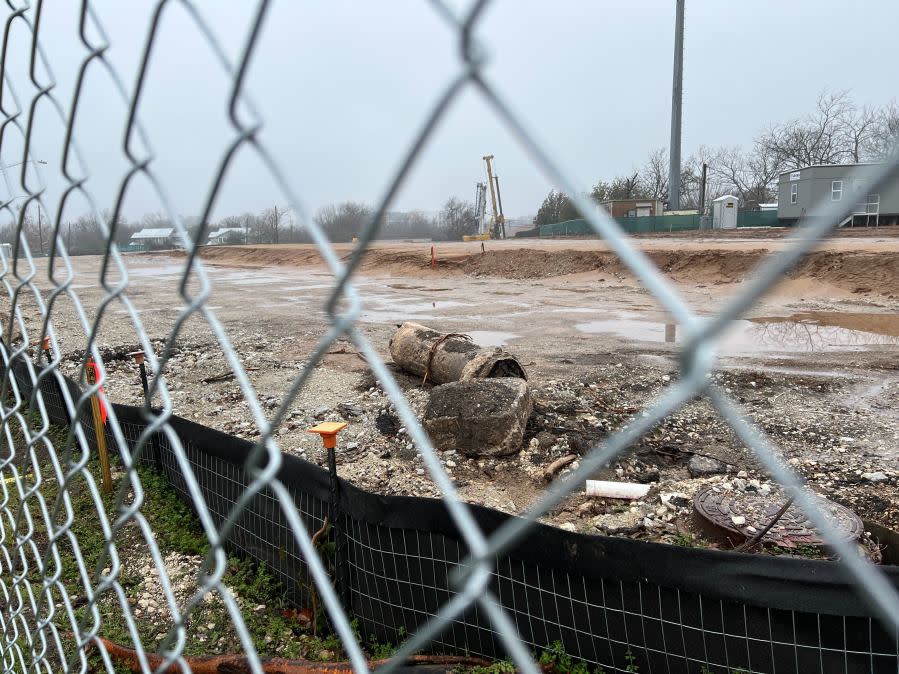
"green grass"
4,420,365,669
537,640,607,674
6,420,630,673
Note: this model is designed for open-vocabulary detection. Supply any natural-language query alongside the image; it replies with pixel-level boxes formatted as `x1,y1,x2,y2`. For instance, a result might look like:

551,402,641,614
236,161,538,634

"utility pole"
668,0,685,211
272,205,281,244
698,162,708,217
37,202,44,255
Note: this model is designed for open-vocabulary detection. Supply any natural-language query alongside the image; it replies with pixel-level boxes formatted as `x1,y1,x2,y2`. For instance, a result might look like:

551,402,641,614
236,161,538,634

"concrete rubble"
56,328,899,556
423,378,532,457
389,321,526,384
390,322,533,457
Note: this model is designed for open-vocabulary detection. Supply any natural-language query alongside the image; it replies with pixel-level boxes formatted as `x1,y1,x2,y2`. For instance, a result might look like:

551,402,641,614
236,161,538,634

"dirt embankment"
188,240,899,297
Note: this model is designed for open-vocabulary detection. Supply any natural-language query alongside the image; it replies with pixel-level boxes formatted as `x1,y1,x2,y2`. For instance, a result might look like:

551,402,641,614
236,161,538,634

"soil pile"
188,243,899,296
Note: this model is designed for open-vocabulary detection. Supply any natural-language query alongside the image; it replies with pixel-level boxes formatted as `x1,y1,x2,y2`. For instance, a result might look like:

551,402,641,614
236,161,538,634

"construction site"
35,223,898,554
8,124,899,674
6,2,899,673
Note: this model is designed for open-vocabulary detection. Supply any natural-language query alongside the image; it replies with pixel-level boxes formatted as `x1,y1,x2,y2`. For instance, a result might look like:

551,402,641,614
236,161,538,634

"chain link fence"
0,2,898,673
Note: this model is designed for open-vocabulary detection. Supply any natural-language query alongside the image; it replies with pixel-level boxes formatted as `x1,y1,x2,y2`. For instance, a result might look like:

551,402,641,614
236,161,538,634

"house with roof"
207,227,245,245
129,227,175,249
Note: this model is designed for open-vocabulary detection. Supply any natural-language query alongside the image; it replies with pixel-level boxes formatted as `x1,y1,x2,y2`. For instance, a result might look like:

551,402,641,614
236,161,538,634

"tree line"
534,90,899,226
5,90,893,252
0,196,484,255
0,205,298,255
310,198,479,242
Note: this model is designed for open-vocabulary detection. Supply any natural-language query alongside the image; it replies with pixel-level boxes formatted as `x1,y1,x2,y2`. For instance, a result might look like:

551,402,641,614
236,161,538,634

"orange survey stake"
307,421,347,448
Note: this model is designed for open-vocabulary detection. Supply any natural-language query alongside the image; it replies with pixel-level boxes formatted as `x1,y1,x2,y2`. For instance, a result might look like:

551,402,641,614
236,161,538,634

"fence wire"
0,2,897,674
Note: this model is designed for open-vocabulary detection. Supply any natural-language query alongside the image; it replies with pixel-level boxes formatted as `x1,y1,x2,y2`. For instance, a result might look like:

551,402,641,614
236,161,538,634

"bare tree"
866,101,899,159
437,197,477,241
68,213,104,255
383,211,435,239
404,211,435,238
640,148,669,201
141,211,172,230
261,205,288,244
709,144,779,209
843,104,880,163
315,202,372,242
760,90,859,169
678,146,729,211
240,212,260,243
539,90,897,222
13,204,45,253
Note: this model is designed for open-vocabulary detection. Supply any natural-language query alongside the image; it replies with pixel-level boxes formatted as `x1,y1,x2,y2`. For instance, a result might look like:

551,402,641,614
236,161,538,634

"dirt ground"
191,226,899,297
15,228,899,558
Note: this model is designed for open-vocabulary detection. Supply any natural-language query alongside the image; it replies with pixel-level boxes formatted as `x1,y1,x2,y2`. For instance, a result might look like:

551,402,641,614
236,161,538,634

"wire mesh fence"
8,344,899,674
0,2,898,674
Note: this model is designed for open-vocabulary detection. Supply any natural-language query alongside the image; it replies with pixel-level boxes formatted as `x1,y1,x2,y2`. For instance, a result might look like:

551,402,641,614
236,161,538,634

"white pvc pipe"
585,480,650,500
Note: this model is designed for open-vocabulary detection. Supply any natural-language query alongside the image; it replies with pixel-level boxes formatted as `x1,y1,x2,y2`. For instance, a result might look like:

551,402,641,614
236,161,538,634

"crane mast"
483,154,506,239
474,181,488,235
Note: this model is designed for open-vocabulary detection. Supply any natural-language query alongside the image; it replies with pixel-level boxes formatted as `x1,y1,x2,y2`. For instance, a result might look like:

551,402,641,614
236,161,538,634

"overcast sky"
4,1,898,225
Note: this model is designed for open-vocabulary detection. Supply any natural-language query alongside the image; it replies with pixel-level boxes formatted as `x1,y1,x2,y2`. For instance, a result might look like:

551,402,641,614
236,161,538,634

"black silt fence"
6,354,899,673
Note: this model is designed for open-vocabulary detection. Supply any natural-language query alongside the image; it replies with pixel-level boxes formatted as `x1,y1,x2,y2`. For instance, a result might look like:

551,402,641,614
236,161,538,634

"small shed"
712,195,739,229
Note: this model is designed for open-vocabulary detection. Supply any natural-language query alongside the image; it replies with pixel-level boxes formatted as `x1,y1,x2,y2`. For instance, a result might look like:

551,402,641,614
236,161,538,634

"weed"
138,469,208,556
536,640,605,674
770,543,827,559
367,634,394,660
624,649,639,672
14,422,351,666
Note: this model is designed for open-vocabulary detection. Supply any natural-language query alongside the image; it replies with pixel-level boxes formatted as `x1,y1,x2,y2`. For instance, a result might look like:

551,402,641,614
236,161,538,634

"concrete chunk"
688,454,728,477
423,378,532,457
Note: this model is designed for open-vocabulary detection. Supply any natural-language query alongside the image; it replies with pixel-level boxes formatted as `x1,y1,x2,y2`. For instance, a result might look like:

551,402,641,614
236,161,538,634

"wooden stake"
86,360,112,494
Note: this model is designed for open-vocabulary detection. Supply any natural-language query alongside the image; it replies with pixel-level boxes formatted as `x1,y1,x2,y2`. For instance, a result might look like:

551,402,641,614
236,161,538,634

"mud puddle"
387,283,452,292
750,312,899,338
466,331,521,347
576,310,899,353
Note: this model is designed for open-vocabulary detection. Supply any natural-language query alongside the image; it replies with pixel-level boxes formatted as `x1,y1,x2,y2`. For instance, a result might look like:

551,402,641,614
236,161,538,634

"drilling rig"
474,181,488,235
463,155,506,241
483,154,506,239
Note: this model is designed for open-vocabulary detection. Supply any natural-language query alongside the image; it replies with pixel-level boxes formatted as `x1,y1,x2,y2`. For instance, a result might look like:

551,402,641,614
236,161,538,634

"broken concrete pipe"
423,378,532,457
389,322,527,385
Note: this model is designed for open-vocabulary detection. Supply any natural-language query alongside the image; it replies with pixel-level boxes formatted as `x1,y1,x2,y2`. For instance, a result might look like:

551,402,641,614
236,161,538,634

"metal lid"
693,485,863,549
